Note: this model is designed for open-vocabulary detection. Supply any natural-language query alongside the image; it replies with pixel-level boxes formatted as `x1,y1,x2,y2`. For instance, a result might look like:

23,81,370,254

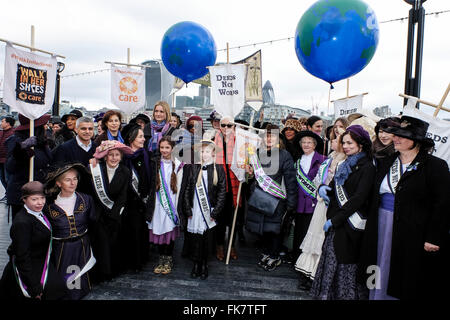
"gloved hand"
323,219,332,232
318,185,332,205
20,136,37,149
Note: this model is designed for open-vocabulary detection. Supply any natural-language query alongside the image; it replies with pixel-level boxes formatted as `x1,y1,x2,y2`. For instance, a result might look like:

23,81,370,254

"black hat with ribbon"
383,115,434,148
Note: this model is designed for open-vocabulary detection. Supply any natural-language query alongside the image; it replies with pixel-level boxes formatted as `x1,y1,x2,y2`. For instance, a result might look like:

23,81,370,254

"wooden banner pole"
346,78,350,98
226,42,230,64
29,25,35,182
225,182,242,265
433,83,450,117
399,92,450,113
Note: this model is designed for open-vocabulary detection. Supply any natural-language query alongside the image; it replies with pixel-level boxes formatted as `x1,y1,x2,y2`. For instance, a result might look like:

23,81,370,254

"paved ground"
0,186,312,300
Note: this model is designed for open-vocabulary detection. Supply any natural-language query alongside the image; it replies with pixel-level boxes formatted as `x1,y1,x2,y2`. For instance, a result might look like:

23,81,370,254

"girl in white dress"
147,137,184,275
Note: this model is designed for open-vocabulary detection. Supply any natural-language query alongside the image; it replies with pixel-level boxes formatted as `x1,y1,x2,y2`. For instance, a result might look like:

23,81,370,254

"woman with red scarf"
214,116,242,261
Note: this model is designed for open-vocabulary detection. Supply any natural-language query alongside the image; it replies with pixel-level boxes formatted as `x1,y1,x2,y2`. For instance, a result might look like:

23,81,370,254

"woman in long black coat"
311,125,375,300
6,114,53,220
0,181,66,300
121,123,155,272
359,116,450,300
88,140,132,281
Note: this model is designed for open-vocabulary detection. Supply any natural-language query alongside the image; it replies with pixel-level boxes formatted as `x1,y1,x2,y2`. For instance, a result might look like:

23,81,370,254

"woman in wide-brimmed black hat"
359,115,450,300
54,110,83,148
43,162,96,300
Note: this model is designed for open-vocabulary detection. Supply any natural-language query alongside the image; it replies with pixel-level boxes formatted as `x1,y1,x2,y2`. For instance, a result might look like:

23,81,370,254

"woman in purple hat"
311,125,375,300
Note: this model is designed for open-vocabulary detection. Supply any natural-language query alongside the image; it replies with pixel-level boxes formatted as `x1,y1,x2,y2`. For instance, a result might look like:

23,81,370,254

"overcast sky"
0,0,449,118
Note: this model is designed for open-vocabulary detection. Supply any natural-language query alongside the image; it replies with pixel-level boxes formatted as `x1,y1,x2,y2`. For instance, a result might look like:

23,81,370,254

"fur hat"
282,119,302,133
384,115,434,149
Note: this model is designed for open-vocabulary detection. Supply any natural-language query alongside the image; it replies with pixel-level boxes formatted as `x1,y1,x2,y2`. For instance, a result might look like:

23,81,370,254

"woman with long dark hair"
311,125,375,300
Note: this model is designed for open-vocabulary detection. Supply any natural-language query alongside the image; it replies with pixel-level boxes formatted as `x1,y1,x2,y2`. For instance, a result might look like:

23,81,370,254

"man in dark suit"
52,116,97,168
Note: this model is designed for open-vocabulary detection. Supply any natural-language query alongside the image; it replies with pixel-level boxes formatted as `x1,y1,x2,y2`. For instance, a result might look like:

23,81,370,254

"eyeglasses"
221,124,234,128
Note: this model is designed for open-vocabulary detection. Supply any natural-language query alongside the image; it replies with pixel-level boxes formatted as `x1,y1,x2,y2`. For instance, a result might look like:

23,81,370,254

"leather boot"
216,245,224,261
191,262,200,279
200,261,208,280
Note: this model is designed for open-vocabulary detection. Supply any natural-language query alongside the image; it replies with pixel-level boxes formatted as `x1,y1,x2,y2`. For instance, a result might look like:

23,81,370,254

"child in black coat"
182,140,226,279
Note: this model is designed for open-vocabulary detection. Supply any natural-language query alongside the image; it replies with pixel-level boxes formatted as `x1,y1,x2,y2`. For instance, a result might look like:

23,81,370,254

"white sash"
66,248,96,283
130,167,140,197
334,161,366,231
387,157,403,194
195,175,217,230
90,164,114,210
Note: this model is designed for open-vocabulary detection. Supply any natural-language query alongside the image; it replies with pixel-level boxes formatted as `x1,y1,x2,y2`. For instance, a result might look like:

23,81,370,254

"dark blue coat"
52,137,97,168
246,148,298,235
5,133,52,206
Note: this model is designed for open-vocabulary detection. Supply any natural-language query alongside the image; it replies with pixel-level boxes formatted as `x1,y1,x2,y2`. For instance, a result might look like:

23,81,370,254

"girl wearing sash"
360,116,449,300
121,123,154,273
292,131,327,262
182,140,226,280
44,163,97,300
90,140,132,281
0,182,66,300
245,124,298,272
146,137,183,275
311,125,375,300
295,128,346,291
94,110,124,145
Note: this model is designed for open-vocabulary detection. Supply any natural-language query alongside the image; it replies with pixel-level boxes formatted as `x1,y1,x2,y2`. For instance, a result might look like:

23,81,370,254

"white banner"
209,64,246,118
334,94,364,117
111,65,146,114
3,44,57,120
403,102,450,168
231,127,261,182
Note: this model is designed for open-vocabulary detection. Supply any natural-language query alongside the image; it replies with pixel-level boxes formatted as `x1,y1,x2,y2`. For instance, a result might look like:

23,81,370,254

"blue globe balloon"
295,0,379,84
161,21,217,84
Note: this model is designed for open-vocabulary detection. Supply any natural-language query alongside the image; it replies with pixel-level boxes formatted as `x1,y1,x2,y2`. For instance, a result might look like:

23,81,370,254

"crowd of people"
0,100,448,301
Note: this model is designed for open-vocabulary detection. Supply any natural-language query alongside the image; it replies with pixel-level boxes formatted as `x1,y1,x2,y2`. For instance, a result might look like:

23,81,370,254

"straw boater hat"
45,162,90,196
349,116,377,141
21,181,45,199
93,140,133,159
193,138,216,152
383,115,434,149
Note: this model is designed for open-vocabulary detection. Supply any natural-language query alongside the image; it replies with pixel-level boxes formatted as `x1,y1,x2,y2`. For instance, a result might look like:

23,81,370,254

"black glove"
20,136,37,149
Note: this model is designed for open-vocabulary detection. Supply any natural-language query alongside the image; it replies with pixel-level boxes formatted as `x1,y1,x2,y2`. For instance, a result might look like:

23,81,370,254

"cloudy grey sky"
0,0,449,118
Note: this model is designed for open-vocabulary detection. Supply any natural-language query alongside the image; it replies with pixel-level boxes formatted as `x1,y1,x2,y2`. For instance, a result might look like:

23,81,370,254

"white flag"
334,94,364,117
3,44,57,120
403,102,450,168
209,64,246,118
111,65,146,114
231,127,261,182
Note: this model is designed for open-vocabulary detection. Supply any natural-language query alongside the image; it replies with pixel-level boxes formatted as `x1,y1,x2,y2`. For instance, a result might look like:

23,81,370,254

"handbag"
248,186,281,216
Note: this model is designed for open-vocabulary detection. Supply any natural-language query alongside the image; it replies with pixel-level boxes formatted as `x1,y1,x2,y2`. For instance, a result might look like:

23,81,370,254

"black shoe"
264,257,281,271
191,262,201,279
200,262,208,280
298,273,312,291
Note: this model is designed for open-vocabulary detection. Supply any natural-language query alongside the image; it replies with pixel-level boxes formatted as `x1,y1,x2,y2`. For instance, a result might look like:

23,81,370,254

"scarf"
149,120,170,152
334,152,366,186
372,139,395,160
107,129,124,143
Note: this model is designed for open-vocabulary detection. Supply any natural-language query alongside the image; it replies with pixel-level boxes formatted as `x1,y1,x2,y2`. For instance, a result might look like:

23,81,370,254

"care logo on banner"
334,94,364,117
209,64,246,118
403,101,450,167
111,65,145,114
3,44,57,120
231,127,261,182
